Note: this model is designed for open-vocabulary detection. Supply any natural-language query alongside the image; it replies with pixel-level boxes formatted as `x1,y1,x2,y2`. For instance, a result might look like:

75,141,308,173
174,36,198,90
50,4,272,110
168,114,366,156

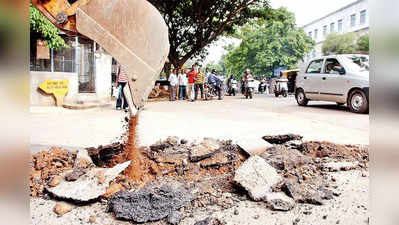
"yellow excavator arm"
31,0,169,115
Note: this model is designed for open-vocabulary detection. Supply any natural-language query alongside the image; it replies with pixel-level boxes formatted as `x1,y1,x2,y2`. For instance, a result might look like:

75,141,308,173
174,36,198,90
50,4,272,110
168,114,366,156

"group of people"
168,65,224,101
114,62,262,110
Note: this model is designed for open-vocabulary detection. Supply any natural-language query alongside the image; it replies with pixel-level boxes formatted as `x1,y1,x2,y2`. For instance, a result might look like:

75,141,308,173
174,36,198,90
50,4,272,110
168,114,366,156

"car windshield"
344,55,369,72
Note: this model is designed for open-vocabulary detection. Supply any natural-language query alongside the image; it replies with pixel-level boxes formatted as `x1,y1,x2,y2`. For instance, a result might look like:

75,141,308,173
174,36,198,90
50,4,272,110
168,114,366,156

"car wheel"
348,90,368,113
296,89,308,106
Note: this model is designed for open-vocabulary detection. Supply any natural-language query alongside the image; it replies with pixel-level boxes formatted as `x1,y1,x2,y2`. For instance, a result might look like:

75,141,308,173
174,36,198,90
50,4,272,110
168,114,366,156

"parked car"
295,54,369,113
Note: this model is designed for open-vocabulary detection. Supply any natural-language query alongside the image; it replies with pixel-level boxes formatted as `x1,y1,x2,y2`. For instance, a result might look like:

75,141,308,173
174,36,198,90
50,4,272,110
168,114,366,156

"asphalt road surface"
137,93,369,146
30,93,369,153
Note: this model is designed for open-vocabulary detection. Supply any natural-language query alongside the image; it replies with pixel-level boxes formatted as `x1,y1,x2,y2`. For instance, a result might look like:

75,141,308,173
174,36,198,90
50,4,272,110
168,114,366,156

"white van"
295,54,369,113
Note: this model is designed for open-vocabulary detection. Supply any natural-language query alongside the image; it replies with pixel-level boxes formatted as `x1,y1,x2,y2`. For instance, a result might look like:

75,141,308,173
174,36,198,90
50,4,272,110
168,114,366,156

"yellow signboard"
39,80,69,106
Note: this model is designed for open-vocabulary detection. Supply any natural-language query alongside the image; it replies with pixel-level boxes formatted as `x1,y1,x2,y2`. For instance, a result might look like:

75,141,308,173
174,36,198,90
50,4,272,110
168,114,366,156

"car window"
324,58,341,74
306,59,324,74
344,55,369,71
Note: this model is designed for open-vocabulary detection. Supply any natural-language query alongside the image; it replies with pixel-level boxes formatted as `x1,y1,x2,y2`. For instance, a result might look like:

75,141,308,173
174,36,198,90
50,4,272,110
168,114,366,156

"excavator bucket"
75,0,169,112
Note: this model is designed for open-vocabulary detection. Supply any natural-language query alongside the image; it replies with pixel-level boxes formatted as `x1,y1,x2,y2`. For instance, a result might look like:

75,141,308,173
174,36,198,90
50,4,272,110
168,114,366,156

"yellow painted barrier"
39,80,69,106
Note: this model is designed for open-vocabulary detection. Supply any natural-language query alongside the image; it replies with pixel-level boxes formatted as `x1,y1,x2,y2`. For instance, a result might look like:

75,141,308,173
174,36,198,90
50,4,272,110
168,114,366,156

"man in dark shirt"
207,69,222,100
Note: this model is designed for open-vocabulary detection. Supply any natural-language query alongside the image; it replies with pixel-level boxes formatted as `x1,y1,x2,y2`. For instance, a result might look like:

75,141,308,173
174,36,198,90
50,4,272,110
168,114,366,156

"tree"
222,7,314,78
357,34,369,53
148,0,272,69
30,4,67,50
322,32,357,56
205,61,224,73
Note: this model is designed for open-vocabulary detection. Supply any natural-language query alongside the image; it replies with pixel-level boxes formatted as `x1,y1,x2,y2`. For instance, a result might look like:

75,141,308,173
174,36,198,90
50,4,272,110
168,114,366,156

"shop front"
30,34,113,107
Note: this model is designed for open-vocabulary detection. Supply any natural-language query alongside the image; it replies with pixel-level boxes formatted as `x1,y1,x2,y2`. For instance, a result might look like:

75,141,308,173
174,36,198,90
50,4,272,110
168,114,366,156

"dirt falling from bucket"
124,114,149,183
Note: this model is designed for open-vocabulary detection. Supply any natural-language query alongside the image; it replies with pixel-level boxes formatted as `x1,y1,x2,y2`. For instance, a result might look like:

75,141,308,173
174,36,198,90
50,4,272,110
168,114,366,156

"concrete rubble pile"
29,134,369,224
30,147,76,197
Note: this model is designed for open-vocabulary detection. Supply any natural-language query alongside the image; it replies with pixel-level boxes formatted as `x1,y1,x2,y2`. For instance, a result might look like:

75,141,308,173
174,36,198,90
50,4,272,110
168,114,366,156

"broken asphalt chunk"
107,184,193,223
281,181,324,205
265,192,295,211
236,137,273,156
233,156,281,201
46,161,130,202
262,134,303,145
190,138,220,162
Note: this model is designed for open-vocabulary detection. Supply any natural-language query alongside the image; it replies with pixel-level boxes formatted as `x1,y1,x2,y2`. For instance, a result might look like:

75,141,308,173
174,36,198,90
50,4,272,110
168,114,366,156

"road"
30,93,369,153
137,94,369,146
30,106,127,153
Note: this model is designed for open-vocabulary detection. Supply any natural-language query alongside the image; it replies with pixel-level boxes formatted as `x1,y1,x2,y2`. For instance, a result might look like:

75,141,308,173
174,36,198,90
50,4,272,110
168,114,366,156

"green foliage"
148,0,272,68
357,34,369,53
30,4,67,50
322,32,357,55
205,62,224,73
222,7,314,78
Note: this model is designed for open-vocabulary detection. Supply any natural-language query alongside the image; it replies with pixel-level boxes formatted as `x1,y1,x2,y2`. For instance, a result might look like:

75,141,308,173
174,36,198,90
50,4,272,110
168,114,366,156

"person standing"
194,67,205,100
168,69,178,101
116,64,129,110
178,68,187,100
186,65,198,102
242,68,254,96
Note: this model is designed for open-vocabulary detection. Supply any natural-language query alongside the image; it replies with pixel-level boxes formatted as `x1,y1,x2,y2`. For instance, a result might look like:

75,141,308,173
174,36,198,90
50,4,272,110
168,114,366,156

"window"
53,36,76,73
360,10,366,25
308,31,312,37
330,22,335,33
338,19,343,32
314,29,318,39
323,25,327,36
324,58,340,74
306,59,324,74
30,35,76,72
350,14,356,27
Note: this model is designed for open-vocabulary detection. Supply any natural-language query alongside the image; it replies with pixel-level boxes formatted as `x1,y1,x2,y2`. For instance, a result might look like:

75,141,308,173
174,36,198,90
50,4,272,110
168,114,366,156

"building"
30,34,116,107
302,0,369,62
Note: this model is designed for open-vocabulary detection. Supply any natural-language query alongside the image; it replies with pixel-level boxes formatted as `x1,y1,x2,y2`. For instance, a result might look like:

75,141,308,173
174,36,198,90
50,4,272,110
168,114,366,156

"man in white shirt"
168,69,178,101
178,69,188,100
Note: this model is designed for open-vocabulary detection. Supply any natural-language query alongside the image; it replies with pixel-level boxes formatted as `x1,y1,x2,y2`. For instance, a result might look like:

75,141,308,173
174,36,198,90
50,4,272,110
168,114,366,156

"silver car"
295,54,369,113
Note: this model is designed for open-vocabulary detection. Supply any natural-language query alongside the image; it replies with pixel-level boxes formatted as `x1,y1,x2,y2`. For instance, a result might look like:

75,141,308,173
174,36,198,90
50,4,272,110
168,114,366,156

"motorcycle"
204,82,219,100
245,78,256,99
274,78,288,97
228,79,238,96
258,81,266,94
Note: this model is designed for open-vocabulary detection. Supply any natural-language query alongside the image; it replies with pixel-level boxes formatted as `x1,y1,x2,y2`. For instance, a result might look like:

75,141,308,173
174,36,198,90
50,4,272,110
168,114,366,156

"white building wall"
30,71,79,106
302,0,369,61
95,52,113,101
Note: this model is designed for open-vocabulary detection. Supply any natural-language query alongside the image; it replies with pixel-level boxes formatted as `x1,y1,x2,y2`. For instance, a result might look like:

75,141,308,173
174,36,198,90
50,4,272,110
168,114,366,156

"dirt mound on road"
30,147,76,197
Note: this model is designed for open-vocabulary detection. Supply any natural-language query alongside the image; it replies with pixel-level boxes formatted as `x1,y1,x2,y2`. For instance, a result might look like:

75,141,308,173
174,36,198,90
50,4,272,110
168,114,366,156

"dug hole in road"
30,94,369,225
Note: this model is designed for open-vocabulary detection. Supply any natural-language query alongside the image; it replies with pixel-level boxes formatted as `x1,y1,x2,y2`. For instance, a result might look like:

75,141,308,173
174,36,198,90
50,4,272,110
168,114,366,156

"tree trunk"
168,53,191,71
164,61,171,79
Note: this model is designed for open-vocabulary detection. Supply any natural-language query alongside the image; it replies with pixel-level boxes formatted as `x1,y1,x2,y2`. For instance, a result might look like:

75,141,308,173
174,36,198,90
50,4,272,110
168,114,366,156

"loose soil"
124,114,148,183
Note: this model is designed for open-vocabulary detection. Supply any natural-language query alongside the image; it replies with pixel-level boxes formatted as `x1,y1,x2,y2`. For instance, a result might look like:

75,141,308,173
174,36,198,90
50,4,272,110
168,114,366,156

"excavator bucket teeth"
75,0,169,109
